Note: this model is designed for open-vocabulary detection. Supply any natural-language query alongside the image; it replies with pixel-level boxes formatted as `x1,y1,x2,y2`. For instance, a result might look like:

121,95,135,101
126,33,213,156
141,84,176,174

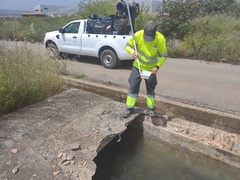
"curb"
61,76,240,135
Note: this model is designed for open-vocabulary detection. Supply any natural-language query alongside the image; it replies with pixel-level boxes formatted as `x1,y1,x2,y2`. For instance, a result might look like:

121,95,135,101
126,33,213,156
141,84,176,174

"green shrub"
0,19,19,40
78,0,118,18
231,2,240,18
0,16,77,42
134,3,158,32
0,43,67,114
159,0,237,39
182,14,240,64
160,0,197,39
199,0,235,15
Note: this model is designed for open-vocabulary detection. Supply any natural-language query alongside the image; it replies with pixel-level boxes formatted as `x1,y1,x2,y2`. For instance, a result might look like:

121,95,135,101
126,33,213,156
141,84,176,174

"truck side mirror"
59,28,65,33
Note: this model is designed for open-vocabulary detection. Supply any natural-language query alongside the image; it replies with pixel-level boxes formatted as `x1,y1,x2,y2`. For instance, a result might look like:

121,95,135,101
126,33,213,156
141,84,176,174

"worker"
122,20,168,118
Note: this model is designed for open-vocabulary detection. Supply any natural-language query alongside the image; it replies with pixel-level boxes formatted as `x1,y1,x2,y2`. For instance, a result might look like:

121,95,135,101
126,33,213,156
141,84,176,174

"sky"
0,0,80,11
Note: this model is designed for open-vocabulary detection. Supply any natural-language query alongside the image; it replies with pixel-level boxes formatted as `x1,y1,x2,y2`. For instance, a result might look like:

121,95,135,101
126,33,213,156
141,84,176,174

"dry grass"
0,42,67,115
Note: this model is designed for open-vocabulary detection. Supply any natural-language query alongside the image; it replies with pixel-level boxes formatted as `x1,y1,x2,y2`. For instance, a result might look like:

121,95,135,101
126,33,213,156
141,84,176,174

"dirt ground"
0,88,142,180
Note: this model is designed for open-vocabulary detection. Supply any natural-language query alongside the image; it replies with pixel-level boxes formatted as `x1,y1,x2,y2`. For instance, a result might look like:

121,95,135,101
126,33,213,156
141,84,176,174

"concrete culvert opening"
92,117,240,180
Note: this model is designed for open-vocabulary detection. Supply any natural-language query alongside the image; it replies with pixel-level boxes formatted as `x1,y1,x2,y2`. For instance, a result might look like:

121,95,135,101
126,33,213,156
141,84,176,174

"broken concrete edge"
97,111,143,153
61,76,240,135
140,119,240,169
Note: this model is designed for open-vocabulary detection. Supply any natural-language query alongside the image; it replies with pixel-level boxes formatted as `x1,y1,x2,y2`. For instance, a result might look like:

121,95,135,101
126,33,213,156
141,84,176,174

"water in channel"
93,124,240,180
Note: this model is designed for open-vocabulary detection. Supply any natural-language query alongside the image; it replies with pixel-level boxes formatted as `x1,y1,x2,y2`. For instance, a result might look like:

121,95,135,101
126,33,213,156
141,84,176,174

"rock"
71,160,75,165
61,153,67,163
11,148,18,154
12,167,19,174
71,144,81,151
63,161,70,166
61,159,68,164
53,171,61,176
173,127,179,132
6,161,12,165
83,135,90,138
57,152,63,158
66,154,74,161
47,99,53,102
81,160,87,167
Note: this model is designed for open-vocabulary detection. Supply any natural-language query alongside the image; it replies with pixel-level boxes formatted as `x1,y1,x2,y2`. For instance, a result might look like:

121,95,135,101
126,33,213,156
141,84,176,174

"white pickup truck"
44,19,133,69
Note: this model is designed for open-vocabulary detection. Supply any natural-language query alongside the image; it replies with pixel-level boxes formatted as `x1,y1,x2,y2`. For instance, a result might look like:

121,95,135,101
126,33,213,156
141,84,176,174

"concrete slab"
0,88,142,179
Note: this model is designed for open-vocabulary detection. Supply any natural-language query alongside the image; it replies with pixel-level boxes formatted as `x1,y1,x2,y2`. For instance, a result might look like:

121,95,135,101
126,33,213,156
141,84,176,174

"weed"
0,42,67,114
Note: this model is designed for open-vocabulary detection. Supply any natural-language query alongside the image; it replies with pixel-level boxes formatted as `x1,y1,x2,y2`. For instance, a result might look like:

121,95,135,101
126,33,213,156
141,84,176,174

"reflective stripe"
128,93,138,98
147,94,154,98
137,48,158,60
146,96,155,108
137,47,159,64
126,95,137,107
138,56,158,64
126,42,133,48
161,52,168,57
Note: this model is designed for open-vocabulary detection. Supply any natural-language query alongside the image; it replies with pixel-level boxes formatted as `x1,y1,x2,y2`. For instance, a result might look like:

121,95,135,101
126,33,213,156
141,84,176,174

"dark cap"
144,20,157,42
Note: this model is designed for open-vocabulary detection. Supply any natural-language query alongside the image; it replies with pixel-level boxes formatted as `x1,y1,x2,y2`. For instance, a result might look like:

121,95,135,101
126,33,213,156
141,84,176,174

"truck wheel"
100,49,118,69
47,43,60,59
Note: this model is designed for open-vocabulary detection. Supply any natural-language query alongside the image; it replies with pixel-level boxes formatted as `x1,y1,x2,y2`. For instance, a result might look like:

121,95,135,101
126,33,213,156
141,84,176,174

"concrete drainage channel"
92,119,240,179
62,77,240,169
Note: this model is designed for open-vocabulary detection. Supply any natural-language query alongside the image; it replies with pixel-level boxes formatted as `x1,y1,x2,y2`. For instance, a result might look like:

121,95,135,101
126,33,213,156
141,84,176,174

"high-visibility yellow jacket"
125,30,168,71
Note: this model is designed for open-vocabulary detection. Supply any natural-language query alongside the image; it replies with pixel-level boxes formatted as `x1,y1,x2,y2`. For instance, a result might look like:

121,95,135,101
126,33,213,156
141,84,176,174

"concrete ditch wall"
135,115,240,169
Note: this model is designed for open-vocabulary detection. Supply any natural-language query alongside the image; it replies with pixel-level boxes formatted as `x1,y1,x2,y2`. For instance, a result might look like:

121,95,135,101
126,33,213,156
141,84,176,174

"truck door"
81,20,102,57
58,21,82,54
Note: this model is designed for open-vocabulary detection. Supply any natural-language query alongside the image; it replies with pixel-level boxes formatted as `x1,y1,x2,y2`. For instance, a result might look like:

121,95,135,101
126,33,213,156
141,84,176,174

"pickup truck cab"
44,19,133,69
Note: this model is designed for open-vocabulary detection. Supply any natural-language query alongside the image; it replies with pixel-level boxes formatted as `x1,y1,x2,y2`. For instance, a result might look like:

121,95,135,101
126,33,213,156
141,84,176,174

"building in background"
34,4,79,16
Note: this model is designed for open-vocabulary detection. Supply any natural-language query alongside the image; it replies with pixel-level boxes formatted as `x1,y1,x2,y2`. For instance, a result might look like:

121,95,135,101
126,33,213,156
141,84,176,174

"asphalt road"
2,41,240,115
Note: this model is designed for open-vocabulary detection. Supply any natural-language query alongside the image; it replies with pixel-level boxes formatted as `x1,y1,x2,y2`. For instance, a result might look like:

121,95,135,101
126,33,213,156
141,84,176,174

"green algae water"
93,126,240,180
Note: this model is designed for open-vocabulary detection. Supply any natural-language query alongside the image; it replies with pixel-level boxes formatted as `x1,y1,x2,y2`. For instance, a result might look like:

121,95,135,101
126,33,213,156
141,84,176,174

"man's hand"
151,66,159,75
132,51,138,59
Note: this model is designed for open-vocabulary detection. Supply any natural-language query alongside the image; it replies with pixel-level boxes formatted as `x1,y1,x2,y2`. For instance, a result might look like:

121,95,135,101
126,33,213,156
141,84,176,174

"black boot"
122,108,133,118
